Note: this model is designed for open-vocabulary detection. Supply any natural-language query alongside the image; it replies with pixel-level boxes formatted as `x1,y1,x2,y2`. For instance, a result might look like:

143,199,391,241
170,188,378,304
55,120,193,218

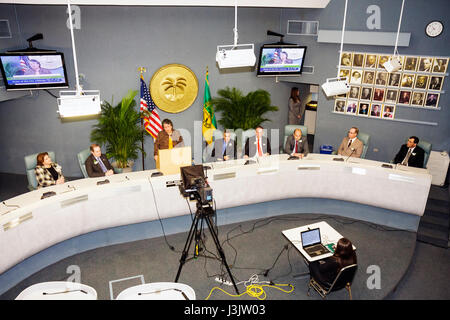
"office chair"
418,140,432,168
307,263,357,300
77,148,91,178
24,151,56,191
281,124,308,153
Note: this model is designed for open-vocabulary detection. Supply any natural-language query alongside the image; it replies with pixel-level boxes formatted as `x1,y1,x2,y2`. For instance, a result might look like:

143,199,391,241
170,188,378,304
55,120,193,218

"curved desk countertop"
0,154,431,284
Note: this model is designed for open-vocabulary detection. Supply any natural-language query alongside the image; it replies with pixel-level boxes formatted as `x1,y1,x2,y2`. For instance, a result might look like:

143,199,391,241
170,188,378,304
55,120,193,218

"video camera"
179,165,213,205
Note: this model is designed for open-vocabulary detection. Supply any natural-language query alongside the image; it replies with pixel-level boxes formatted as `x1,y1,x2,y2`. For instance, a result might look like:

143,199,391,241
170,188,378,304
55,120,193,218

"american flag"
140,76,162,139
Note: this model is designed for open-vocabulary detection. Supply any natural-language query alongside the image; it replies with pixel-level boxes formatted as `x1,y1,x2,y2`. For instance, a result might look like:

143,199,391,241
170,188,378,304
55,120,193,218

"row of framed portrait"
340,86,440,108
340,52,449,74
339,69,445,91
334,99,396,119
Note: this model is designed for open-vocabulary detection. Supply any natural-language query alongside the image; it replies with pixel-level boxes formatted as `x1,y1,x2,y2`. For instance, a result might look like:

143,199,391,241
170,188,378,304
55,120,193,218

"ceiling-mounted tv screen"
0,52,69,91
257,45,307,77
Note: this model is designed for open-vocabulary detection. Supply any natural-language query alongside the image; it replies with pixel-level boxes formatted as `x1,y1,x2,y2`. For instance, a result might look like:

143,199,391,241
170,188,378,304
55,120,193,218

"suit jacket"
35,163,63,188
337,137,364,158
85,153,114,177
211,138,237,161
154,130,184,156
244,136,271,157
393,144,425,168
284,135,309,155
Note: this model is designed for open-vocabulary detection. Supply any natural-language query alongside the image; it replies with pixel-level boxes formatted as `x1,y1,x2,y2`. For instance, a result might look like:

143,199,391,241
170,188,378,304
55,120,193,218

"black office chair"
307,263,357,299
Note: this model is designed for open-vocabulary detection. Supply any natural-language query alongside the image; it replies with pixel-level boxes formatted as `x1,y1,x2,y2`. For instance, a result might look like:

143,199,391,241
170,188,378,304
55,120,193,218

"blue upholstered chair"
77,148,91,178
24,151,56,191
282,125,308,153
418,140,432,168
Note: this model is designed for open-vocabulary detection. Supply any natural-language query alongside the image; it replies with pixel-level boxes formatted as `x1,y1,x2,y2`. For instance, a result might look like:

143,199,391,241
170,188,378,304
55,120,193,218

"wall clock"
425,21,443,38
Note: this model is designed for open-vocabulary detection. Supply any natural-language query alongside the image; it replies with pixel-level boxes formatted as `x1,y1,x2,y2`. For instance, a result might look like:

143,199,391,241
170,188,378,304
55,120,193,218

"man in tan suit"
337,127,363,158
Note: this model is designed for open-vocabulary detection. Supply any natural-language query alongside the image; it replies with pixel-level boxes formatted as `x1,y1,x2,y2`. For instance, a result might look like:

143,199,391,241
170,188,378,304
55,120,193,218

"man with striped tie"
85,144,114,177
393,136,425,168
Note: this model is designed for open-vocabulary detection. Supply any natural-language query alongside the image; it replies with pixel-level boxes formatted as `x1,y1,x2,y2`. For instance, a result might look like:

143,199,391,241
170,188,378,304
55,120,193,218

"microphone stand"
345,148,356,162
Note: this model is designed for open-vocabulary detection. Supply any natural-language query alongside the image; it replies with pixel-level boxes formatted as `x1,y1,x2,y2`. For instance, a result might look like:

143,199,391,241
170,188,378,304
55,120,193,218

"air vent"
0,20,12,38
287,20,319,36
302,66,315,74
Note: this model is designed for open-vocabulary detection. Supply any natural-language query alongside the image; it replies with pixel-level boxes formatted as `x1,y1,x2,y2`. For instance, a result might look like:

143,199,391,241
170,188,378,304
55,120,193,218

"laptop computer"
300,228,331,258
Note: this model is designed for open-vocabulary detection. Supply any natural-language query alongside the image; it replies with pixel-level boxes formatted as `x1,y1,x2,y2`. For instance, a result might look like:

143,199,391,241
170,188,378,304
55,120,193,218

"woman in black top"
308,237,357,287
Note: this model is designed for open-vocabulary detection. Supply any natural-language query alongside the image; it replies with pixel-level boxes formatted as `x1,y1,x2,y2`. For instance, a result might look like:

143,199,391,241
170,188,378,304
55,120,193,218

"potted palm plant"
90,89,145,173
211,87,278,130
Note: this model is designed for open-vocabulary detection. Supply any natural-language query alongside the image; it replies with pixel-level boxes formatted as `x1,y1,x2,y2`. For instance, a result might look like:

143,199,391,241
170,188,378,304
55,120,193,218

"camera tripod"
174,198,239,295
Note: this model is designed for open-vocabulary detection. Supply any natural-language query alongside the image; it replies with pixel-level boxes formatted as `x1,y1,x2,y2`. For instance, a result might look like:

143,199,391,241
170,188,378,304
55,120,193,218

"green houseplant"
90,89,145,171
211,87,278,130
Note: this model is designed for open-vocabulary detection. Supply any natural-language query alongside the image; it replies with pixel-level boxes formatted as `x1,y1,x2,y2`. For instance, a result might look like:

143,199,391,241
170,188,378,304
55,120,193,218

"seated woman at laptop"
308,238,356,287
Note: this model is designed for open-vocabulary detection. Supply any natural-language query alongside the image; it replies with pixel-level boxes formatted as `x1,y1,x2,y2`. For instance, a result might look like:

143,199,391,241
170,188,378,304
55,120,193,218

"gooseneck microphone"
345,148,356,162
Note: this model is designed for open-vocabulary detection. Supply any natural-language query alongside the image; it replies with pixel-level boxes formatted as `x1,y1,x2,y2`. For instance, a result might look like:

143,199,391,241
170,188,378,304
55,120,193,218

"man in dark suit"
211,130,237,161
284,128,309,158
393,136,425,168
244,126,271,158
85,143,114,177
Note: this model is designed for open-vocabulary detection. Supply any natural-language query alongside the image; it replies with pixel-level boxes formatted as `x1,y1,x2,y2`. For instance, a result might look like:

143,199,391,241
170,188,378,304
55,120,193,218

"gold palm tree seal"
150,64,198,113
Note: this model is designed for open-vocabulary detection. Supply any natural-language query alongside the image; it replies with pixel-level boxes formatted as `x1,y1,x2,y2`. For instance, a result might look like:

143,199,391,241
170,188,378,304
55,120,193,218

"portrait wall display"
333,52,448,119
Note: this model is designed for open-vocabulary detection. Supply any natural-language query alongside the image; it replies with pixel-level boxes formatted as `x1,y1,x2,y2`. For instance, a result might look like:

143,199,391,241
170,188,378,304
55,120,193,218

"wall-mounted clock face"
425,21,443,38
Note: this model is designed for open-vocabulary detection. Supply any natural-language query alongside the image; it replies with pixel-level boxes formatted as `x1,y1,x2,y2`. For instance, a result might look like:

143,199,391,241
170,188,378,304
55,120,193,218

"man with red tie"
244,126,271,159
284,128,309,158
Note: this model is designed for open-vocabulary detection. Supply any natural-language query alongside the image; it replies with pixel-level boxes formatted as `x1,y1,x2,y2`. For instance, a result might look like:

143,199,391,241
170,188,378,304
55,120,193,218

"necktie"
347,139,352,148
96,156,108,173
257,138,263,157
168,136,173,149
222,140,227,156
402,149,412,166
294,141,298,154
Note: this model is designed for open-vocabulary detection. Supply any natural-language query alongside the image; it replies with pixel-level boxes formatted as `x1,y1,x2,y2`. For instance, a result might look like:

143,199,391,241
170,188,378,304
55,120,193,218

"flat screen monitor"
0,52,69,91
256,45,307,77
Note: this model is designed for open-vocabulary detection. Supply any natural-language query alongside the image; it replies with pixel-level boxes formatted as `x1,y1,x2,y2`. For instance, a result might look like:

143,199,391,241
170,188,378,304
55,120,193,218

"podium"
156,146,192,175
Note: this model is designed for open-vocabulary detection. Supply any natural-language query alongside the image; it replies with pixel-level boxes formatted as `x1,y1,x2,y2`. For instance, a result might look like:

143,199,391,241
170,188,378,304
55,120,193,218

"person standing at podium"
244,126,271,159
337,127,363,158
154,119,184,162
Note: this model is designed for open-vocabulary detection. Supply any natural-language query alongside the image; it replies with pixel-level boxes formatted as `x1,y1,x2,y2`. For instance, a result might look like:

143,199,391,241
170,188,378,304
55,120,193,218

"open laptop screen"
301,228,321,247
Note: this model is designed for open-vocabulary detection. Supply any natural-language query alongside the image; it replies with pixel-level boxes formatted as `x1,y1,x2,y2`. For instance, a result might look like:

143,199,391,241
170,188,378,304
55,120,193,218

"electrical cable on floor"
205,274,294,300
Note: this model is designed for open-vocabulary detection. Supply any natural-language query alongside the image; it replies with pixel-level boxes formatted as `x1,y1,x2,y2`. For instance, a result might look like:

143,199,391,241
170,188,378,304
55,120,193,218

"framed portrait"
411,91,425,106
404,56,418,71
432,58,449,73
357,102,370,116
353,53,365,68
334,99,346,112
425,93,440,108
362,70,375,84
348,86,360,99
373,88,385,102
388,72,401,87
378,55,390,69
428,76,444,91
369,103,382,118
339,68,350,81
417,57,434,72
365,54,378,68
375,71,388,85
350,69,362,84
360,87,373,101
340,52,353,67
414,75,429,89
346,100,358,114
385,89,398,104
382,105,395,119
398,90,412,104
401,73,415,88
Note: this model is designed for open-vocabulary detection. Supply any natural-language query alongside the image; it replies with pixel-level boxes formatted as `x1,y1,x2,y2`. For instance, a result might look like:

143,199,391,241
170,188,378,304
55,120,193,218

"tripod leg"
175,214,200,283
204,215,240,295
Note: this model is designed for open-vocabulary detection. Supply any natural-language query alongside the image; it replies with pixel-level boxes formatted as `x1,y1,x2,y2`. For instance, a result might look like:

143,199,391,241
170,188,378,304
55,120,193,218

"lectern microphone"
345,148,356,162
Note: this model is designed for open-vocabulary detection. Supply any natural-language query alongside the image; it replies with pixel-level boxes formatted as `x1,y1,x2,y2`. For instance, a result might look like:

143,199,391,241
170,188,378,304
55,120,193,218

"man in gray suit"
284,128,309,159
244,126,271,158
211,130,237,161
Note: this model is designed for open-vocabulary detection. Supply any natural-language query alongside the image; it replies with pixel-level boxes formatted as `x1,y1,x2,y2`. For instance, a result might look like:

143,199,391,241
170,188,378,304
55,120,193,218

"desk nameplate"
3,212,33,231
60,195,89,208
213,172,236,180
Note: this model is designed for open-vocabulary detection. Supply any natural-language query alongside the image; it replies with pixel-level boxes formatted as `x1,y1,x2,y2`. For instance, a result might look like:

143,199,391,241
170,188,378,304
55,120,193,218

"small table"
116,282,196,300
15,281,97,300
